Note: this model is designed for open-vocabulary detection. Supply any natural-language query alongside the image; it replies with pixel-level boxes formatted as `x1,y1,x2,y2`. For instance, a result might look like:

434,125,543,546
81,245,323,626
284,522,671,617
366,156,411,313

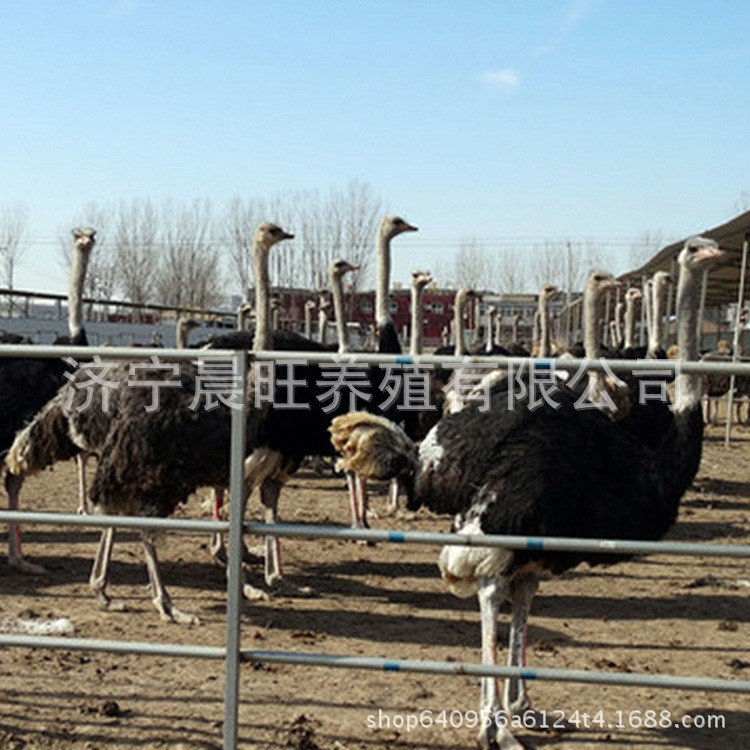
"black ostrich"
329,237,723,750
2,227,95,573
7,222,295,622
244,215,418,593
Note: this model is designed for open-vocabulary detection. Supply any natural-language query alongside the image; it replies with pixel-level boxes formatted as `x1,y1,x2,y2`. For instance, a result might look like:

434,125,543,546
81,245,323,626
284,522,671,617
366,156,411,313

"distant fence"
1,344,750,749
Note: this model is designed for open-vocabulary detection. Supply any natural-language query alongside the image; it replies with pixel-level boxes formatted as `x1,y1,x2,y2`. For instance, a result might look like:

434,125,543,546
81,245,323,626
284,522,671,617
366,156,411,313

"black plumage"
330,237,724,750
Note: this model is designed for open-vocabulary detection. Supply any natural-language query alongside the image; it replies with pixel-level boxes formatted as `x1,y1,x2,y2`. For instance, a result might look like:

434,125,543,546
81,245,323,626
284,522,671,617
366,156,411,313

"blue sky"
2,0,750,295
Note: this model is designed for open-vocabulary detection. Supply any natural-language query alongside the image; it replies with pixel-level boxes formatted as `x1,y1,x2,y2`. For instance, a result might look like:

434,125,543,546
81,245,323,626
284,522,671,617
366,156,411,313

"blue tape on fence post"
526,539,544,550
383,662,401,671
387,531,406,543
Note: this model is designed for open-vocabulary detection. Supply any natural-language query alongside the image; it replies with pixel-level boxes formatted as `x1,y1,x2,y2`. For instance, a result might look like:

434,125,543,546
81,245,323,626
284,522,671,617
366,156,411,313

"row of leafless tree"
3,189,748,309
436,232,667,295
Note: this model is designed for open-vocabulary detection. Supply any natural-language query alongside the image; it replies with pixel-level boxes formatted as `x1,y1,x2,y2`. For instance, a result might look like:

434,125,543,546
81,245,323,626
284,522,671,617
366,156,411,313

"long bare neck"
331,273,350,353
318,308,328,345
614,302,624,346
485,311,496,353
624,297,637,349
375,229,391,327
676,266,700,407
511,316,519,344
583,286,601,358
538,297,551,358
304,306,313,339
253,244,271,352
410,284,425,355
643,280,654,344
649,279,667,355
454,291,467,355
68,243,90,339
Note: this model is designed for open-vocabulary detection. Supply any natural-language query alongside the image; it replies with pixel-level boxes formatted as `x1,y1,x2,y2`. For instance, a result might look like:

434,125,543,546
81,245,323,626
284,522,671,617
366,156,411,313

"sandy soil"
0,424,748,750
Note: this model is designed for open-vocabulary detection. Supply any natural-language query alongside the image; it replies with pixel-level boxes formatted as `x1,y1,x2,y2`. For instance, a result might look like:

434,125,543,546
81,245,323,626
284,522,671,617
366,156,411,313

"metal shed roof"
621,209,750,307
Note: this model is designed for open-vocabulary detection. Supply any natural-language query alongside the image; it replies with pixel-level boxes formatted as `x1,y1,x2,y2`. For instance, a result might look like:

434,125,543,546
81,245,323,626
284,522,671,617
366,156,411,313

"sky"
2,0,750,297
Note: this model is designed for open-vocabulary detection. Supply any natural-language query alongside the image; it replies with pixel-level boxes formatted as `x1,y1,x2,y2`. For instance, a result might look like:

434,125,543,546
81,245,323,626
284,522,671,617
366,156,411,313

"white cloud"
481,68,521,89
534,0,604,57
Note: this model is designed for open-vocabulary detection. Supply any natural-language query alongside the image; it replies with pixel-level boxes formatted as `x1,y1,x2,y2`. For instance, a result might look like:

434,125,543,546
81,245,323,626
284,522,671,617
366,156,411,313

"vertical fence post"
224,348,248,749
725,236,750,447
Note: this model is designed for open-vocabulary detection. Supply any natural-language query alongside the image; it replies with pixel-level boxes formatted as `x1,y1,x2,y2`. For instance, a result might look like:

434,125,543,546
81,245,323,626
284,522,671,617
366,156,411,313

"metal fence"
1,344,750,749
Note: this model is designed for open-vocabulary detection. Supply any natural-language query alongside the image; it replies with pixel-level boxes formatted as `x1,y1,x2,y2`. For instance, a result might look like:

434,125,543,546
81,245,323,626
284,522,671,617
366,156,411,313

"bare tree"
492,247,527,294
156,198,223,309
222,195,266,301
113,198,158,304
0,203,29,293
629,230,664,269
454,238,490,290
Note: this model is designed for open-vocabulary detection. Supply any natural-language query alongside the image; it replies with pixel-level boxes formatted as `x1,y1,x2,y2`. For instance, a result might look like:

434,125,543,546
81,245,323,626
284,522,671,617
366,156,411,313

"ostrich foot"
8,557,46,575
243,582,271,602
211,542,264,569
156,601,200,626
478,723,526,750
269,578,317,599
97,595,128,613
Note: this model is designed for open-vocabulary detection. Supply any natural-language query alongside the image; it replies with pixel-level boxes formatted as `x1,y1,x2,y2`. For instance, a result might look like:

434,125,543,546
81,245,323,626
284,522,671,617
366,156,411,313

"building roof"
620,209,750,307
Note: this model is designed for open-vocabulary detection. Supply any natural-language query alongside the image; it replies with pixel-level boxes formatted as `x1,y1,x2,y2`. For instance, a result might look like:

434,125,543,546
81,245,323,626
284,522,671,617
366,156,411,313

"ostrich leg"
141,530,199,625
477,577,523,750
89,527,126,611
5,472,45,574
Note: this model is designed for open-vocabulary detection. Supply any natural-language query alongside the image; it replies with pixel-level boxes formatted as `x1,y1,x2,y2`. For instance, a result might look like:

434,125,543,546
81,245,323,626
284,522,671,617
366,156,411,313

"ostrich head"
411,269,432,289
254,221,294,253
72,227,96,253
585,269,620,298
305,299,317,311
625,287,642,304
379,215,418,241
679,236,723,265
328,258,360,280
539,283,559,302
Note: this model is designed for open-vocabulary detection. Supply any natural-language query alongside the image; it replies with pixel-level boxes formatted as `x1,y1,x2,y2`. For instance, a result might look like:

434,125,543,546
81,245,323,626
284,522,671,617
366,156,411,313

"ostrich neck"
649,282,666,354
643,282,654,342
538,298,550,358
454,293,467,355
375,232,391,327
304,307,312,339
68,245,90,339
175,320,189,349
318,310,328,345
624,299,637,349
583,289,600,359
410,284,425,356
253,245,271,352
676,268,701,407
614,303,624,346
511,317,519,344
485,313,496,353
331,274,350,353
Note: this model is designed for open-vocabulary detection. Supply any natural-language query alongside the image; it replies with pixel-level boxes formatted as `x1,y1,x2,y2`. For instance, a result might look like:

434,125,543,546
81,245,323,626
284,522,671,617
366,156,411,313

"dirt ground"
0,423,748,750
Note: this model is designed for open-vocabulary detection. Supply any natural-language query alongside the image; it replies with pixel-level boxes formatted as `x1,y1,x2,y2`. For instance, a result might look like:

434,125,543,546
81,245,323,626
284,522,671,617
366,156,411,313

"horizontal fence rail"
3,342,750,376
0,635,747,695
3,512,750,559
1,342,749,747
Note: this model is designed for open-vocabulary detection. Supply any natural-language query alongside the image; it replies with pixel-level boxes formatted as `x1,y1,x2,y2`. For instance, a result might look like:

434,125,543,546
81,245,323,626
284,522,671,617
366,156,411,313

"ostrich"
534,283,558,358
701,339,732,425
317,292,331,345
8,222,295,621
303,299,316,340
242,215,418,590
2,227,95,573
622,287,642,351
329,237,723,750
409,269,432,357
